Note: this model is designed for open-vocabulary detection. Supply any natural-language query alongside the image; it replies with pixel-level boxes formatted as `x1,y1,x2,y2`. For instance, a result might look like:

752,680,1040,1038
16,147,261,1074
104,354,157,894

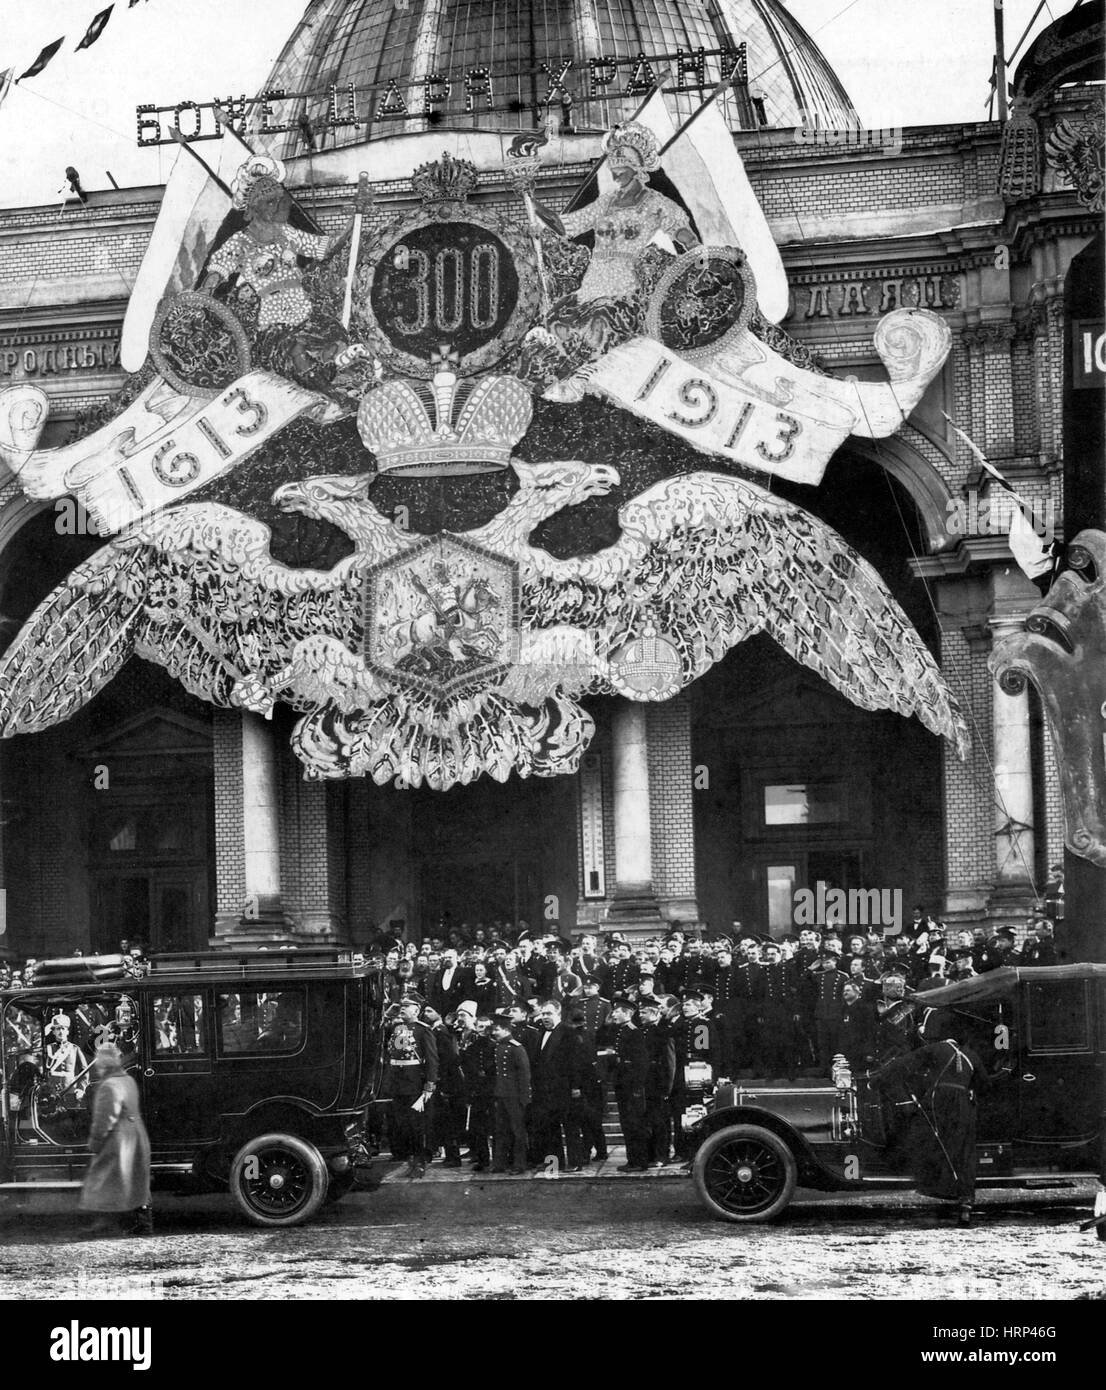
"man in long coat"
489,1016,531,1173
79,1044,152,1235
869,1012,982,1226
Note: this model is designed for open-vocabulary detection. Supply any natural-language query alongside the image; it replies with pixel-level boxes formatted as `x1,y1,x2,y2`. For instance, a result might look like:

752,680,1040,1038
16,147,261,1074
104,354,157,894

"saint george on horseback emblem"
364,535,520,699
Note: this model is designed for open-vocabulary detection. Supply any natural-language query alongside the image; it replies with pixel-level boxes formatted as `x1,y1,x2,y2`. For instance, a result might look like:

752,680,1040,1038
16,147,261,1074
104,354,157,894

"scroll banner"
584,308,951,486
0,371,330,533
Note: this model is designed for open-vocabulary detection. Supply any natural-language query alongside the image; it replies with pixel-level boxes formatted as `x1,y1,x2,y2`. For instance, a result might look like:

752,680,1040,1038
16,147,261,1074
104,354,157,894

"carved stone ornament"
989,529,1106,868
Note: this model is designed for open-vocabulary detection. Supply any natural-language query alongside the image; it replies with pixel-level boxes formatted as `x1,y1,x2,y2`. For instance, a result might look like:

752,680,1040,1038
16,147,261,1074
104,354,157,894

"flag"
0,69,13,112
18,38,63,81
608,88,790,323
942,413,1056,588
120,123,256,373
1008,507,1054,583
76,6,114,51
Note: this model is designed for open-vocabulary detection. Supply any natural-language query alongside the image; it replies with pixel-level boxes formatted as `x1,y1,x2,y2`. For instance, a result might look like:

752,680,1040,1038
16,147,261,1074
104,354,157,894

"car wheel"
230,1133,329,1228
692,1123,798,1223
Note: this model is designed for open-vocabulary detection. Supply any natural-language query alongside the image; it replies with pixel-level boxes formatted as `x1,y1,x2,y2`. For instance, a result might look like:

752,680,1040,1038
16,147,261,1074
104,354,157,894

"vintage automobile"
686,963,1106,1224
0,948,385,1227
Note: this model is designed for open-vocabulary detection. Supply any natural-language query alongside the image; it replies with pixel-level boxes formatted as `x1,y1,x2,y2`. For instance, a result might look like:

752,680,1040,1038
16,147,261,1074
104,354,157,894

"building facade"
0,2,1096,957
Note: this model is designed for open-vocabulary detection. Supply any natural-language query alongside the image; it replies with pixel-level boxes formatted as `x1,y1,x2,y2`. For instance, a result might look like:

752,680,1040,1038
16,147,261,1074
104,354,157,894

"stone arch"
844,432,955,554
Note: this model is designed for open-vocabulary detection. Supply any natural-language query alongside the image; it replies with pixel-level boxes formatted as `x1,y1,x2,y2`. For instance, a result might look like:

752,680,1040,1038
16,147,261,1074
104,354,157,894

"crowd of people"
369,907,1061,1178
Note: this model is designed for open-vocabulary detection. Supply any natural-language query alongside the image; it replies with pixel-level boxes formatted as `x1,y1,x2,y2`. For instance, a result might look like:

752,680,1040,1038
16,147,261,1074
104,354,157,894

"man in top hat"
608,996,649,1171
382,996,439,1178
489,1015,531,1174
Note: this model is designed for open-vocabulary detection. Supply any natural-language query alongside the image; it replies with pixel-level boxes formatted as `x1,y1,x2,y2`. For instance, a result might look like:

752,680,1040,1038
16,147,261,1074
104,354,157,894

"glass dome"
263,0,856,153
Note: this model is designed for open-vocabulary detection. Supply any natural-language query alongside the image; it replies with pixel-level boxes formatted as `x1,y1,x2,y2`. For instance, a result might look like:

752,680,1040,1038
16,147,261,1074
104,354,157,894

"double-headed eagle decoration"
0,139,968,788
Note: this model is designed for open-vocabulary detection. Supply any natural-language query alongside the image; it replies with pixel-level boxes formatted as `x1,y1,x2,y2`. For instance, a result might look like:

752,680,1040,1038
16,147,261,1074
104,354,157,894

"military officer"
810,951,848,1072
760,940,800,1079
489,1015,531,1174
873,964,917,1063
382,996,439,1178
669,990,718,1160
638,997,676,1166
609,997,649,1171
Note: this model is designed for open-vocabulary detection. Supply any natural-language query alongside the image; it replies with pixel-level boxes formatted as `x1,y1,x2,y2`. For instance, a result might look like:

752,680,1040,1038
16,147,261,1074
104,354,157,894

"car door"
141,989,218,1153
1017,977,1102,1145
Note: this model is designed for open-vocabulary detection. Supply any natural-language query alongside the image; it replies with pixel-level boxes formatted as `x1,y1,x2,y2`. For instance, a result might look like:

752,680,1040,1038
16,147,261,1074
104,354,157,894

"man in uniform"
669,990,718,1161
422,1005,465,1167
760,940,800,1080
869,1010,983,1227
382,996,439,1178
729,940,765,1078
810,949,848,1072
489,1015,530,1174
639,997,676,1166
454,1001,495,1171
609,997,649,1171
873,963,917,1063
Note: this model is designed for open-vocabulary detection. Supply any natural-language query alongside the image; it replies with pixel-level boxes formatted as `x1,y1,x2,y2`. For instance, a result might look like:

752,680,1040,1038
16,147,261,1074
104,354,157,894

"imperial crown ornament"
357,356,532,475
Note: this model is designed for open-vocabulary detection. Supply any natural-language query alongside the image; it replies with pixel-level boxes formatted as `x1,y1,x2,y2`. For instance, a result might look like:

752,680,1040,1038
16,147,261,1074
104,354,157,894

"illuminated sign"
134,46,748,147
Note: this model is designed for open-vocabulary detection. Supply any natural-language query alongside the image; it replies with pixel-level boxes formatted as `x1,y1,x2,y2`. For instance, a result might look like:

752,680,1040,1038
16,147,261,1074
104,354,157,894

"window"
152,993,205,1055
1026,981,1090,1054
217,991,304,1055
764,782,846,827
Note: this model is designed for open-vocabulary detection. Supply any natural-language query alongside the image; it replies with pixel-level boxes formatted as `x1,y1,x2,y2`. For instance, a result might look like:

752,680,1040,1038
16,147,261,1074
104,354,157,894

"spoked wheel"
230,1133,329,1228
692,1124,797,1223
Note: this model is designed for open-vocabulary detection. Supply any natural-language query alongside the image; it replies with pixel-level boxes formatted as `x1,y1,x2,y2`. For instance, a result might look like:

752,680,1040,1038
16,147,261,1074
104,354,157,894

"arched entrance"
692,450,946,937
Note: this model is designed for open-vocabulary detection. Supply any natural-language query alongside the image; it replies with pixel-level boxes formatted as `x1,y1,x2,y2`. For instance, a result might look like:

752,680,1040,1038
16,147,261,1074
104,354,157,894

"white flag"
120,122,255,373
616,89,789,324
1008,506,1053,582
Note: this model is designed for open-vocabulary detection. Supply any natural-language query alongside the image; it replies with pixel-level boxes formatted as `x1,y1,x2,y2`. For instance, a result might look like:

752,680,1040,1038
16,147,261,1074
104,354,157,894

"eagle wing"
0,503,364,734
523,471,970,756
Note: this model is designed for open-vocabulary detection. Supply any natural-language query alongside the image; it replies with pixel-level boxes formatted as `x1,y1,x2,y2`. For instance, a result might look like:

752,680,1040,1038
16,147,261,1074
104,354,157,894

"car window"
1025,981,1091,1053
152,993,206,1055
217,990,304,1055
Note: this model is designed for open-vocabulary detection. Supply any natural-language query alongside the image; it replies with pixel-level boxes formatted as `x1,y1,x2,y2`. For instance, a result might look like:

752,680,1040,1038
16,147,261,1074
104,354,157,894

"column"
990,616,1036,901
607,702,661,930
213,712,288,944
242,712,283,923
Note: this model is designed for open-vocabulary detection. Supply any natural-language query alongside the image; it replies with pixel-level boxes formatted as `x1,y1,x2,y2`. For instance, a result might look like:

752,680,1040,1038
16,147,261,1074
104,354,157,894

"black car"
685,963,1106,1224
1,948,385,1226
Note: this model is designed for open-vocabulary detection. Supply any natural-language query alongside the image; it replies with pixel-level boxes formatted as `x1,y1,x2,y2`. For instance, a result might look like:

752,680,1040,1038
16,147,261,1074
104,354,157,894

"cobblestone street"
3,1177,1103,1301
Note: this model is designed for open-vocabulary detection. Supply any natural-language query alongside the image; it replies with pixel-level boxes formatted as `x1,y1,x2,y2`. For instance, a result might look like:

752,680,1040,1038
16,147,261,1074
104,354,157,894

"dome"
263,0,856,156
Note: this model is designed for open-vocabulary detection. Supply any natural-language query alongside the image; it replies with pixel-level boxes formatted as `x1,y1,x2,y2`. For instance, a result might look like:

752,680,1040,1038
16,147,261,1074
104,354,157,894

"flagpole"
562,65,674,215
168,129,234,199
655,67,740,159
341,173,370,331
